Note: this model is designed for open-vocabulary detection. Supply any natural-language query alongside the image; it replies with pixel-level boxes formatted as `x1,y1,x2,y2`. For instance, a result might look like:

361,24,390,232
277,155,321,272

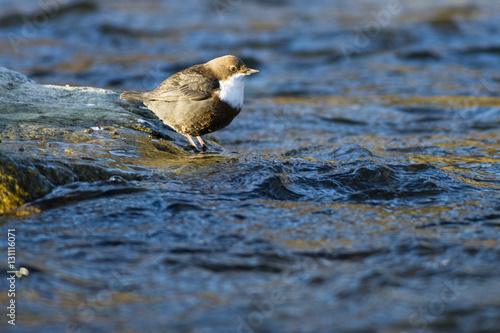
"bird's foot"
197,136,208,152
184,134,208,153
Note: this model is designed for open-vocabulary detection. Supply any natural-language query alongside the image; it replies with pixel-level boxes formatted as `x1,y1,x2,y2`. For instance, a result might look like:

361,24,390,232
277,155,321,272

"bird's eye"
230,66,237,72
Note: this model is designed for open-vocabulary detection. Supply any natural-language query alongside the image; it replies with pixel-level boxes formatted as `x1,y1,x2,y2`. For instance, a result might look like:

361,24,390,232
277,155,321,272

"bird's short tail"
120,91,145,102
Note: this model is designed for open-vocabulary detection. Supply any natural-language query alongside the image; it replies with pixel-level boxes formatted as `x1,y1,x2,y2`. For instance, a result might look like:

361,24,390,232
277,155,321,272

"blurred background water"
1,0,500,332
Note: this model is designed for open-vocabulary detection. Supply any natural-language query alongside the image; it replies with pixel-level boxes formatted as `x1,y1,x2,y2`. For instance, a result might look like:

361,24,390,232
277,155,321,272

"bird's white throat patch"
217,73,245,109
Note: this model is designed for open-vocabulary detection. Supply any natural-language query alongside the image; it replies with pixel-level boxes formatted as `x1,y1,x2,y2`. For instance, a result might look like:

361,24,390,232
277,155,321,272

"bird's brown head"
205,55,260,81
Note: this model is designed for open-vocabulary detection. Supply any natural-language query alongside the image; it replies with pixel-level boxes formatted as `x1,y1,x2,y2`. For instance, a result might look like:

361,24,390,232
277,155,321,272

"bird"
120,55,259,151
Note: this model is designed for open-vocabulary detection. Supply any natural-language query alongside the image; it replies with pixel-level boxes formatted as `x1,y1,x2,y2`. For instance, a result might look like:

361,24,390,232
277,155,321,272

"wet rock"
0,67,212,214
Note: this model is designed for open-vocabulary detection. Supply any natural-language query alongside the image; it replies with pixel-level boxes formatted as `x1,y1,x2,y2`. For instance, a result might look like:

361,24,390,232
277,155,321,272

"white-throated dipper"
120,55,259,151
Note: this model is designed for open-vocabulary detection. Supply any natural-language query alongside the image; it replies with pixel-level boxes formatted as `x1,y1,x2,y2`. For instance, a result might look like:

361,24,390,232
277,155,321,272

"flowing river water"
1,0,500,332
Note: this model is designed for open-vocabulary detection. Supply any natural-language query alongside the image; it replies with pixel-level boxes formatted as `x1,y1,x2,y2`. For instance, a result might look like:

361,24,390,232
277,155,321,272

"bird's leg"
196,136,207,151
184,134,199,150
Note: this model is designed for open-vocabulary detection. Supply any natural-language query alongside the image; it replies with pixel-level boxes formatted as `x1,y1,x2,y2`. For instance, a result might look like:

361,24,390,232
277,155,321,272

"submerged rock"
0,67,220,214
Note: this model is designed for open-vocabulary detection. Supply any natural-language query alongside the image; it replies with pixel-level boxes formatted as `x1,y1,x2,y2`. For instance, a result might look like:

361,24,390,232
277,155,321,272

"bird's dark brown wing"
145,64,219,102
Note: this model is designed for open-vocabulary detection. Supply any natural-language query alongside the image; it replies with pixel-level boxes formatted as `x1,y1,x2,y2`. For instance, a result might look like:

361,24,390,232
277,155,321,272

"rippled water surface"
1,0,500,332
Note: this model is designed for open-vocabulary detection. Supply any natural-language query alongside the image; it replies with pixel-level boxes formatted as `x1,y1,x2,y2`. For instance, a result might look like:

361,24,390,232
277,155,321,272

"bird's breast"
215,73,246,109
